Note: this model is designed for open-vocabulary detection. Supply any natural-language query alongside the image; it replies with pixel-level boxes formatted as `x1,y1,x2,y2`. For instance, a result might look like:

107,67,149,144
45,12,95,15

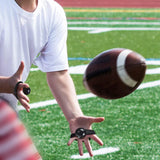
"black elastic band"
14,81,23,99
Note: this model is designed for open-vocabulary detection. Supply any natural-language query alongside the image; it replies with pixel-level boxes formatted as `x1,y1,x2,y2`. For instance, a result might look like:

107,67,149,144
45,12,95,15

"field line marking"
68,27,160,33
138,80,160,89
68,21,160,25
69,64,160,75
65,9,160,13
30,59,160,75
18,80,160,111
18,93,96,110
30,65,160,75
24,59,160,110
68,27,160,30
146,67,160,75
68,17,160,21
146,60,160,65
71,147,120,159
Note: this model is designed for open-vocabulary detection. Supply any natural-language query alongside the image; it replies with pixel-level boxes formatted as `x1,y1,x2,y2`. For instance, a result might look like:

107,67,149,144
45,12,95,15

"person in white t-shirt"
0,0,104,159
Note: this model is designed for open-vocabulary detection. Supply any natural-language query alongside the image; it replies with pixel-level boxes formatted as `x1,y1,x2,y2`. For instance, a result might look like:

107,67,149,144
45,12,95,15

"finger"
18,83,30,99
18,83,30,91
21,99,30,112
21,83,30,89
19,98,30,112
22,94,30,103
18,91,30,103
21,100,30,112
67,138,76,146
78,140,83,156
91,135,103,146
89,117,105,123
84,140,93,157
15,61,24,78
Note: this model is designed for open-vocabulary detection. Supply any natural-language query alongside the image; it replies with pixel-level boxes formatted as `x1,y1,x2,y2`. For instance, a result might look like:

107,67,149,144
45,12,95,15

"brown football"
83,48,146,99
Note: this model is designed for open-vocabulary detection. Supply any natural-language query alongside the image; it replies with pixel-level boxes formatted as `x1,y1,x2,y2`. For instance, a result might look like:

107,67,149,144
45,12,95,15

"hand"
67,116,104,157
11,61,30,112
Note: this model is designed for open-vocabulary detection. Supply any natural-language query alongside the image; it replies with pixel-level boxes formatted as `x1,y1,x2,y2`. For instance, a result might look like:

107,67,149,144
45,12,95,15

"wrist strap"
14,81,23,99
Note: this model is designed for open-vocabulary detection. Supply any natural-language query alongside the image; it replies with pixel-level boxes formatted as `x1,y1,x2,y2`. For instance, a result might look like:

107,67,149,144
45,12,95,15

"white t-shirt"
0,0,69,109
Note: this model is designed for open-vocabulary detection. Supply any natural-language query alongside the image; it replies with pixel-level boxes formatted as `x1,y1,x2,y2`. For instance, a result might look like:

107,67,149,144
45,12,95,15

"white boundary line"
18,93,96,110
26,20,160,160
68,21,160,25
71,147,120,159
20,61,160,159
18,80,160,111
18,59,160,110
30,60,160,74
146,67,160,74
68,27,160,33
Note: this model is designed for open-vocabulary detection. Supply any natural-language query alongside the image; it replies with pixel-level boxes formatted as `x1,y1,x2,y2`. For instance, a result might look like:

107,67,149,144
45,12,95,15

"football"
83,48,146,99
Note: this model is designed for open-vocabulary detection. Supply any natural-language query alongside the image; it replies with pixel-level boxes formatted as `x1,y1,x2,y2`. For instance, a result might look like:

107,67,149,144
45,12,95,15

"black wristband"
14,81,23,99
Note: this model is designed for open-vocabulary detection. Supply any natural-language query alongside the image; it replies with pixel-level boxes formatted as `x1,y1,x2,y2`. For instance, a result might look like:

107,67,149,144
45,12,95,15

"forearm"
0,61,25,94
47,71,104,157
0,76,14,93
47,70,84,122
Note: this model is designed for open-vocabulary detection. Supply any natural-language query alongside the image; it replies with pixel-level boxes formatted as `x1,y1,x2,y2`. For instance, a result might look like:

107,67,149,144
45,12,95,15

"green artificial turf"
19,8,160,160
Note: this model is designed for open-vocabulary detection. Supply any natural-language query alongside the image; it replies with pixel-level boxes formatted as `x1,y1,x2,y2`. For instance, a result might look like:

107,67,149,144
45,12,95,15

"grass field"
19,8,160,160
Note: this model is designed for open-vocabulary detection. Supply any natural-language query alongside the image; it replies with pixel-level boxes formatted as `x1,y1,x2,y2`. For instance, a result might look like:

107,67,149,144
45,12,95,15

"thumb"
15,61,24,79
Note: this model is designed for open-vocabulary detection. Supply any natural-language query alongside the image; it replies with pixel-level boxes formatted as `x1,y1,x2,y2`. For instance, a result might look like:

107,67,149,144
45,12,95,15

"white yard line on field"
20,61,160,159
19,59,160,111
17,79,160,111
68,21,160,25
68,27,160,33
18,93,96,110
146,67,160,74
30,59,160,75
71,147,120,159
146,60,160,65
68,64,160,75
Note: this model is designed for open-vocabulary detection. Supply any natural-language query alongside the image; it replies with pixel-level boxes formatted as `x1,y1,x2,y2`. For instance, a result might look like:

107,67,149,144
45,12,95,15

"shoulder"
40,0,67,27
41,0,65,13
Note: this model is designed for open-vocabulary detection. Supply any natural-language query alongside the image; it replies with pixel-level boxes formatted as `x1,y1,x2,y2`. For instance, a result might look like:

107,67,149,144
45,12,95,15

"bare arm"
0,76,14,93
0,62,30,112
47,70,83,121
47,70,104,157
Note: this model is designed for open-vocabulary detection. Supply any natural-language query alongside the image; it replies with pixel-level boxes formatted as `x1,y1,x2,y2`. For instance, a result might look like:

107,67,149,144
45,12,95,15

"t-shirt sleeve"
34,2,69,72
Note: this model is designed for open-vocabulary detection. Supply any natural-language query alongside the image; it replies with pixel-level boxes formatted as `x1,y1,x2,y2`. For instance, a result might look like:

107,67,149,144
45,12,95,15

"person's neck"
15,0,38,12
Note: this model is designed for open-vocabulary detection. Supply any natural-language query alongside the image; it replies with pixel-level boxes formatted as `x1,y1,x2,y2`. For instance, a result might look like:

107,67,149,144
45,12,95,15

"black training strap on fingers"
14,81,23,99
70,128,96,139
23,87,31,95
14,81,31,99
